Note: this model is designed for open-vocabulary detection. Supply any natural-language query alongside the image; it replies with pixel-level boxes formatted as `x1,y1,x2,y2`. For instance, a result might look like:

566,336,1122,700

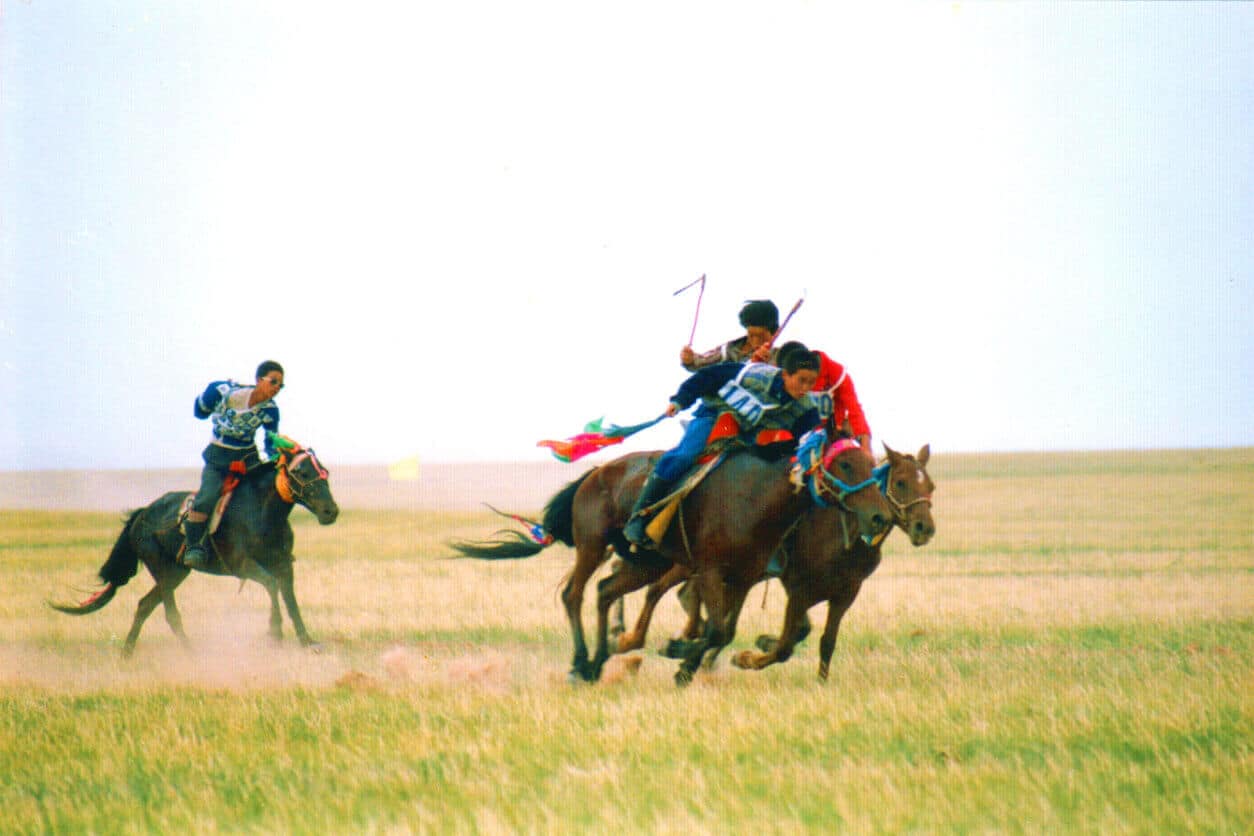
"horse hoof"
566,670,593,686
674,668,694,687
731,650,756,669
662,638,694,659
754,634,779,653
304,642,324,655
817,663,830,681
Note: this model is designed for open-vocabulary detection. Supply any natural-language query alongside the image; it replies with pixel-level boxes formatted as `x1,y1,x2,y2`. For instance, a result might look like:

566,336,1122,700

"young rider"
774,341,873,458
680,299,779,372
624,345,822,549
182,360,284,569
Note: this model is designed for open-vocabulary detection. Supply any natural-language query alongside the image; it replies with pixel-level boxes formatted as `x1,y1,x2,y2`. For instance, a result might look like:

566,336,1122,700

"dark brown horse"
611,443,935,673
50,442,339,656
449,435,891,685
731,443,934,679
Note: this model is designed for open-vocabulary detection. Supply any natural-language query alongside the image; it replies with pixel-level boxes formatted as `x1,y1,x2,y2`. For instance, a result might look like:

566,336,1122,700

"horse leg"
617,563,688,654
701,581,752,671
590,560,663,679
662,577,706,659
736,591,815,671
156,569,193,650
677,578,705,639
234,557,284,642
122,584,165,658
755,612,813,654
675,569,739,686
273,560,316,648
607,556,626,643
817,577,864,682
561,541,606,683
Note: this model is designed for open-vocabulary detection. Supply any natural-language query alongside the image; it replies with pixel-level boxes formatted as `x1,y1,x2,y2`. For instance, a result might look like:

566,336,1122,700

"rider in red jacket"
811,349,872,457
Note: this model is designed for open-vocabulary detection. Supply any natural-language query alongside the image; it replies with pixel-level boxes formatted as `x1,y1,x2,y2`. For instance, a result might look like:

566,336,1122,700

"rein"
275,449,329,505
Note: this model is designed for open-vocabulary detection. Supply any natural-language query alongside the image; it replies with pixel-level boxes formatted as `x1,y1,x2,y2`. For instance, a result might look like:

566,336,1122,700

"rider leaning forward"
182,360,284,568
623,343,823,549
679,297,874,457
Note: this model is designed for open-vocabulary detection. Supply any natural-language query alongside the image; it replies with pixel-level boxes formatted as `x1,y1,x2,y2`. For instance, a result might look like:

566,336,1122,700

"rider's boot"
623,472,674,549
181,518,210,569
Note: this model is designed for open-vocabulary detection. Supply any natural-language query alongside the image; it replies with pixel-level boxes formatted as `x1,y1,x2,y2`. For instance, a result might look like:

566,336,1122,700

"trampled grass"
1,448,1251,833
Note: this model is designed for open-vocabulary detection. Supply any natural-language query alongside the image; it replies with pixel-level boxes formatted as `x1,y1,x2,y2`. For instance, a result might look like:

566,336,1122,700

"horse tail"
447,470,594,560
48,509,143,615
540,470,592,547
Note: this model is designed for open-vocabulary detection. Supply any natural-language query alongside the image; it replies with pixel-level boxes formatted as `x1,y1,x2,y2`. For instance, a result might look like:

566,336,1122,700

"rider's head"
255,360,285,399
778,341,819,400
739,300,779,351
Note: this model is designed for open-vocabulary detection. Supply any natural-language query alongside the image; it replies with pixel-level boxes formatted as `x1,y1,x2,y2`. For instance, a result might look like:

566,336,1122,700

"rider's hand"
665,402,681,417
680,345,695,366
751,344,772,363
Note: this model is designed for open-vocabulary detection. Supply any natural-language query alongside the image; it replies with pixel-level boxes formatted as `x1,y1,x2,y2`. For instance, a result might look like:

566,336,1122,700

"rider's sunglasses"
263,378,284,390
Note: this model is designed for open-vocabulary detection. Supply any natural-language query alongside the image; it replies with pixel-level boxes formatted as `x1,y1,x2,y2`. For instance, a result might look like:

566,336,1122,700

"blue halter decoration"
805,437,880,509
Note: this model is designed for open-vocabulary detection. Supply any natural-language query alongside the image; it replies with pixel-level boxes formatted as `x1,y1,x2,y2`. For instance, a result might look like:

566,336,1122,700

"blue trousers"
654,414,716,482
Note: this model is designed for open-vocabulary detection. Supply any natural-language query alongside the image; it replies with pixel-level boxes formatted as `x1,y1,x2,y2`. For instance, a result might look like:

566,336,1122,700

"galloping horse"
730,443,934,679
611,443,935,662
50,440,338,656
450,434,891,685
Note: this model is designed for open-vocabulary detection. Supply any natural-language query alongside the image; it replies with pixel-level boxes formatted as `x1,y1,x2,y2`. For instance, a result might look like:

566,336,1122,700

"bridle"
875,458,933,528
275,447,329,504
805,438,880,511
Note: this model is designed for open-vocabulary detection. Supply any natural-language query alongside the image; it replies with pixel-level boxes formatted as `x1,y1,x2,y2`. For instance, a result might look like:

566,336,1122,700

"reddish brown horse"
611,443,935,675
450,435,892,685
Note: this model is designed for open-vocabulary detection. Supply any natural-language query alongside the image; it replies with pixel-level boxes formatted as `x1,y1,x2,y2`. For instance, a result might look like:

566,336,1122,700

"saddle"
643,414,797,544
179,459,250,537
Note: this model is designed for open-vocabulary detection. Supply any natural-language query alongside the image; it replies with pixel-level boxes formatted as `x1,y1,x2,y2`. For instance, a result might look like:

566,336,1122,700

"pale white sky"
2,2,1251,470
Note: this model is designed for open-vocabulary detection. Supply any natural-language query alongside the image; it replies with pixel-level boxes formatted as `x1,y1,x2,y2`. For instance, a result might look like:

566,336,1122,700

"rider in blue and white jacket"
623,345,822,549
182,360,284,568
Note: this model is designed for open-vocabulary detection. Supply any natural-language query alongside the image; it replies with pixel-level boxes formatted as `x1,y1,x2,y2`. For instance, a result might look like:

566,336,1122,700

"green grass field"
2,449,1251,833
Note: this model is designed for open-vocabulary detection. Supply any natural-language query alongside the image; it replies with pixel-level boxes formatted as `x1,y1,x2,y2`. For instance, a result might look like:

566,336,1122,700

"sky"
2,1,1251,471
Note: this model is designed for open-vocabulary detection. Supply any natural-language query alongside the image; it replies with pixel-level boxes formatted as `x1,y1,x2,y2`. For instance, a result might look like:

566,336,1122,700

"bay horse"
449,434,891,685
730,442,934,679
50,441,338,656
612,443,935,661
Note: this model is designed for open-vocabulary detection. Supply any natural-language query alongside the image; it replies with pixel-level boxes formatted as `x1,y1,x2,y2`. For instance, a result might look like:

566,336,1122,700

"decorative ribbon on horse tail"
484,503,554,545
537,414,669,464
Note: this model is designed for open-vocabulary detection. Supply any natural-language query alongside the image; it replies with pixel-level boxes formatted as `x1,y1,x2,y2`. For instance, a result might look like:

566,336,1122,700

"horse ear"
917,444,930,467
883,442,900,462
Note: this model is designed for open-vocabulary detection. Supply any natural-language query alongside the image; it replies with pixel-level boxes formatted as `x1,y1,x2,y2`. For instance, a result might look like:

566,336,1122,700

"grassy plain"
1,448,1251,833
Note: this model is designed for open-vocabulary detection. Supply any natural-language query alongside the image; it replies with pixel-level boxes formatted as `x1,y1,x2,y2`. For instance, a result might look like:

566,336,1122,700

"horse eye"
896,480,907,491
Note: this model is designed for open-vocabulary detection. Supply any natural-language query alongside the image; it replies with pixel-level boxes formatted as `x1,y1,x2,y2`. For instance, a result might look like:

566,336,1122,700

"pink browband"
823,437,861,467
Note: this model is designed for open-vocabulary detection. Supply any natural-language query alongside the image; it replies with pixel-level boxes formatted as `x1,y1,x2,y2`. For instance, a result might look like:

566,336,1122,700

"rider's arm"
670,362,742,410
194,381,228,419
262,407,281,458
682,338,742,372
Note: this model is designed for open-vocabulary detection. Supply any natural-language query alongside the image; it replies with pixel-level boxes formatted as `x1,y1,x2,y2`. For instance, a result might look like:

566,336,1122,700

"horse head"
274,441,340,525
809,434,892,543
880,443,935,546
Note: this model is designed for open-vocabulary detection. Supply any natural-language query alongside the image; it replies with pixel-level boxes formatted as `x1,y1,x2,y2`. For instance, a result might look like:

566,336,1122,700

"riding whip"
764,292,806,352
673,273,706,347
